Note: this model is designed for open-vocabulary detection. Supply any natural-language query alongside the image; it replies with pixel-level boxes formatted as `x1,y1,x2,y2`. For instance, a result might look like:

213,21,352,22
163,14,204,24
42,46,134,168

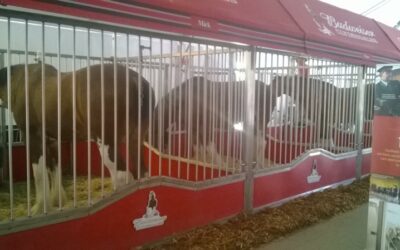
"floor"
257,203,369,250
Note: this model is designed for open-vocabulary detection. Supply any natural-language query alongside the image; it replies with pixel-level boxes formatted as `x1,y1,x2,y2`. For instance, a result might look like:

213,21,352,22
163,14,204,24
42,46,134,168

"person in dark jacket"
390,67,400,115
375,65,400,116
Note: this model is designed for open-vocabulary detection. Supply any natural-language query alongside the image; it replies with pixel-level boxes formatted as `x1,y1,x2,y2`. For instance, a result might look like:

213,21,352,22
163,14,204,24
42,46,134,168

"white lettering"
222,0,238,4
198,19,211,29
319,12,375,38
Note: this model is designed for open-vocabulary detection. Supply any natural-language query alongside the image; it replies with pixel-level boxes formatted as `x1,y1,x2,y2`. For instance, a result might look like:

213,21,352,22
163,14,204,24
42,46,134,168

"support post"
0,52,4,181
355,65,366,180
0,53,4,69
243,47,256,213
0,104,5,184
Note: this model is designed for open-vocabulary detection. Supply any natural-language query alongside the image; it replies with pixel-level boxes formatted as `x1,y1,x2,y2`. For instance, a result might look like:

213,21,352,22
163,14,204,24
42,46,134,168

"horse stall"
0,0,400,249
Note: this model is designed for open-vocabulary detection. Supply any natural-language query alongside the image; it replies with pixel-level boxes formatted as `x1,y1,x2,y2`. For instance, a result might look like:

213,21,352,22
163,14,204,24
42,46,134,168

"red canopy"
2,0,400,65
281,0,400,64
375,22,400,53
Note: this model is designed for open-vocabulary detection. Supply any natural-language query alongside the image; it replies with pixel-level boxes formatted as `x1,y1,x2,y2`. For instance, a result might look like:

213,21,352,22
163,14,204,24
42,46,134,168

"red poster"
368,64,400,250
371,116,400,177
372,64,400,177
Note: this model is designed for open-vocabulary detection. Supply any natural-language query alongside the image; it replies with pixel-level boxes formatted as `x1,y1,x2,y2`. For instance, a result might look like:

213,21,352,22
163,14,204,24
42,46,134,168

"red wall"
0,182,244,249
253,154,371,208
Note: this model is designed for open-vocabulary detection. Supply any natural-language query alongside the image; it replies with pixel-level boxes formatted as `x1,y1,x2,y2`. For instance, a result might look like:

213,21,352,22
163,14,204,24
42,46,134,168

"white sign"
133,191,167,231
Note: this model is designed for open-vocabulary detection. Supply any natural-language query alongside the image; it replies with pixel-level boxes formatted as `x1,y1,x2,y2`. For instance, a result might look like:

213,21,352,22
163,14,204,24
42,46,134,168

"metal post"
0,52,4,69
355,65,366,180
0,102,5,184
243,47,256,214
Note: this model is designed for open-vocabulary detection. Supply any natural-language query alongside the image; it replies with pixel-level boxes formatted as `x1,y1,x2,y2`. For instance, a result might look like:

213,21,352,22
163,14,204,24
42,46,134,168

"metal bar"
212,47,217,167
6,17,14,220
24,19,32,217
335,63,341,150
217,48,223,176
87,29,92,206
72,26,77,208
239,50,245,164
316,60,323,149
264,52,271,168
202,45,208,176
125,34,130,183
208,46,214,172
148,37,153,178
168,40,173,177
278,55,284,164
327,61,334,152
231,49,238,168
267,53,273,167
289,61,295,163
100,30,105,197
366,67,374,147
299,58,306,157
364,68,370,148
186,43,192,180
351,66,357,150
195,43,200,180
320,61,327,149
113,32,118,186
222,48,227,174
210,45,216,173
341,65,348,150
255,52,261,169
177,41,182,178
243,47,256,213
57,23,63,210
157,39,164,176
346,66,353,150
355,66,366,180
294,63,300,160
325,61,330,150
261,52,267,168
315,61,322,149
223,48,228,173
309,59,315,150
272,53,278,164
41,21,47,214
348,66,354,150
226,48,233,173
285,58,291,162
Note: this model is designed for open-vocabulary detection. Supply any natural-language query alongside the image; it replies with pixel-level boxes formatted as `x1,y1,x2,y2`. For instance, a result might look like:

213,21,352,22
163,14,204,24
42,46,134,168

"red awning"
2,0,400,65
280,0,400,64
375,21,400,53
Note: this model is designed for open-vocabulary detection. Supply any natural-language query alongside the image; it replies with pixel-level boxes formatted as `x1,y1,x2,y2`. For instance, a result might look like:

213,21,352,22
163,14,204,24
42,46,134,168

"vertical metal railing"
0,14,377,227
24,19,31,217
355,66,367,180
125,34,130,184
72,26,77,208
6,17,14,220
57,23,63,210
86,29,92,205
100,30,105,197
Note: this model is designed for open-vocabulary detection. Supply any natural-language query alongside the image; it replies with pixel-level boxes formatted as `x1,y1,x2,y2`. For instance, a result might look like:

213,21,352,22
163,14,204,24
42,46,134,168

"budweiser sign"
305,4,378,43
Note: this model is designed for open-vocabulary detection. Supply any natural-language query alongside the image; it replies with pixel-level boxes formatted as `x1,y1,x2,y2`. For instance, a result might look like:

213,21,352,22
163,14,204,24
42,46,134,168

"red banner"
371,116,400,177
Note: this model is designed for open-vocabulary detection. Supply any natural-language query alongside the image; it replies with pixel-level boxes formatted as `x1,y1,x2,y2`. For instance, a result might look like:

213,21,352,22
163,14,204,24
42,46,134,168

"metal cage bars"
0,15,375,225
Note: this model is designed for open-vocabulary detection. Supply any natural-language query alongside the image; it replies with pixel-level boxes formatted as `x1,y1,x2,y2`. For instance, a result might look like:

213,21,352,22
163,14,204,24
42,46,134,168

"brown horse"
0,63,154,214
270,75,375,146
152,76,269,163
270,75,339,142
